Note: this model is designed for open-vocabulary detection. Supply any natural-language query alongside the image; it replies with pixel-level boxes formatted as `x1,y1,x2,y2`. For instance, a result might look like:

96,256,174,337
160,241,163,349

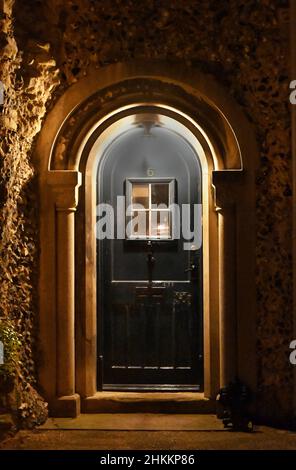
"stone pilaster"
213,171,241,388
47,170,82,416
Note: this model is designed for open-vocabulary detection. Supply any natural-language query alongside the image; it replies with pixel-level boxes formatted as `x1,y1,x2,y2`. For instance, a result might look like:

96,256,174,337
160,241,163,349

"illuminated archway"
35,63,258,416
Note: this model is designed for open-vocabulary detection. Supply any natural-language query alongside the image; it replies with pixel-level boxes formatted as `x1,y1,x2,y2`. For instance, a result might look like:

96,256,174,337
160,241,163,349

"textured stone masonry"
0,0,292,425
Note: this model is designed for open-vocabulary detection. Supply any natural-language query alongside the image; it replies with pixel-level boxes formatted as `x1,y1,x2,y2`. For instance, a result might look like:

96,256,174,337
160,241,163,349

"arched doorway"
36,62,258,417
97,114,203,391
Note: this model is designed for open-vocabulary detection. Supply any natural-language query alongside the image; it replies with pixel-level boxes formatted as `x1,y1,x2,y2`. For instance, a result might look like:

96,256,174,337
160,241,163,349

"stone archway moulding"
35,61,258,416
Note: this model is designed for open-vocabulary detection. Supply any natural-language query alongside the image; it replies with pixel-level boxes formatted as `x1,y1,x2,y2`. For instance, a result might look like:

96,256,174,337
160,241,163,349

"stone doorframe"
35,61,258,417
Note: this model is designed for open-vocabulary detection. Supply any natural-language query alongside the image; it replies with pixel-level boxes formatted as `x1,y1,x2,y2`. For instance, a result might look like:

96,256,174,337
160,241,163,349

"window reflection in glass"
151,183,169,207
130,211,149,237
132,183,149,209
128,180,174,239
151,210,171,237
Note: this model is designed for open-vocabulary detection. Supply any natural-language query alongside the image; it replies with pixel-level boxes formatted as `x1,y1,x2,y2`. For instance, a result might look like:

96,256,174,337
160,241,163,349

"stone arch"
35,62,258,416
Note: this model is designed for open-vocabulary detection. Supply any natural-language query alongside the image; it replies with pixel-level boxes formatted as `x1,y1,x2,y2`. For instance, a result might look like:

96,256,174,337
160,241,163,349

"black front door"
97,121,203,391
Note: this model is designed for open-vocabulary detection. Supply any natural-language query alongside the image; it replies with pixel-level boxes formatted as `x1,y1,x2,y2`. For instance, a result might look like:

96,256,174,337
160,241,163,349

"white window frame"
125,177,175,240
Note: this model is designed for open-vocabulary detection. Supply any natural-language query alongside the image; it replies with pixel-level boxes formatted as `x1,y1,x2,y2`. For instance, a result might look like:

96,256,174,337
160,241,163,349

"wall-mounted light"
133,113,163,136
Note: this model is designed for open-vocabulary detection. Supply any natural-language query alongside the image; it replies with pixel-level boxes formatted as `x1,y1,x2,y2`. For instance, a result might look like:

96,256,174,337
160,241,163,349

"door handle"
185,264,197,273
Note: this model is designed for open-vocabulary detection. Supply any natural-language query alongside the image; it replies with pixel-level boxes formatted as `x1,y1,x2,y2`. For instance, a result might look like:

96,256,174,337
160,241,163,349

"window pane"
151,183,169,207
151,210,171,238
132,183,149,209
129,211,149,237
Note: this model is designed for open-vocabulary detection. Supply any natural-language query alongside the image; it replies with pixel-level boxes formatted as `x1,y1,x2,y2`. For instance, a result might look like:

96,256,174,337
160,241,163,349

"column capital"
47,170,82,210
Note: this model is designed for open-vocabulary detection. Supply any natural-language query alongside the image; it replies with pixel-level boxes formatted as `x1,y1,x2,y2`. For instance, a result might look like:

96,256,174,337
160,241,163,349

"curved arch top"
34,61,258,175
37,61,258,416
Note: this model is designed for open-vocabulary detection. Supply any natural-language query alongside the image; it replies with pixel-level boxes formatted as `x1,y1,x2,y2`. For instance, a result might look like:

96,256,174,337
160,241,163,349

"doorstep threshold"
81,391,215,413
42,413,222,431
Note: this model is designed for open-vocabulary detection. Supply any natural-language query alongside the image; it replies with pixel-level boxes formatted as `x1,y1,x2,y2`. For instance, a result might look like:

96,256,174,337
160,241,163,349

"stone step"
41,413,223,431
81,392,216,414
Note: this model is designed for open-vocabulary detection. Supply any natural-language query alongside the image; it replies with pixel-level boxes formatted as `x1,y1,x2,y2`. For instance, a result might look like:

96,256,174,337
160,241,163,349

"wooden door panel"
102,282,201,388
